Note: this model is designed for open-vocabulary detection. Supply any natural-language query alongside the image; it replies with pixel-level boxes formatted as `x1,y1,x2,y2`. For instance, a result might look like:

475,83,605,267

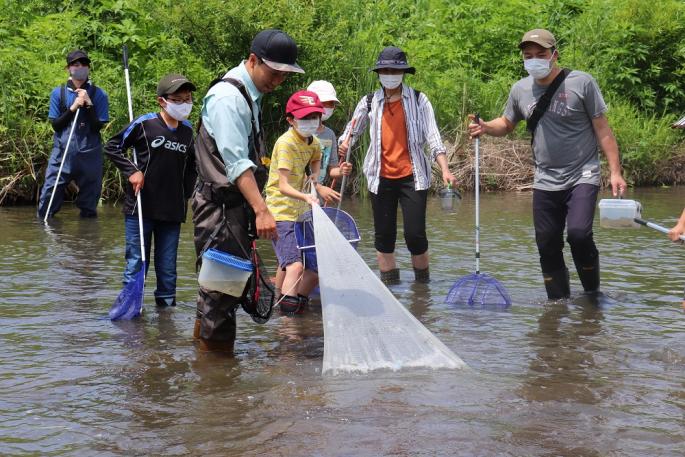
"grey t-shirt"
504,70,607,191
315,125,338,183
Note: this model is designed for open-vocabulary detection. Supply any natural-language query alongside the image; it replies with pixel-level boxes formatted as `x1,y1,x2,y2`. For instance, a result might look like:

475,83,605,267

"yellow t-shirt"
265,128,322,222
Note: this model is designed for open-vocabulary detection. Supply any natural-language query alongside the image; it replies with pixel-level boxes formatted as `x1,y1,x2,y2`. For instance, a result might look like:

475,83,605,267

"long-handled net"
446,127,511,308
110,45,145,320
311,201,466,375
295,207,360,272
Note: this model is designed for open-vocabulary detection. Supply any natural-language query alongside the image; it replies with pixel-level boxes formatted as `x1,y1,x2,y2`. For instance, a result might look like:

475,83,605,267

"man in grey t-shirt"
469,28,626,299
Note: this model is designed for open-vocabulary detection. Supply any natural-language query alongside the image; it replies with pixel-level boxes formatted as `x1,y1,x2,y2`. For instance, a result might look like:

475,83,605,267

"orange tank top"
380,99,413,179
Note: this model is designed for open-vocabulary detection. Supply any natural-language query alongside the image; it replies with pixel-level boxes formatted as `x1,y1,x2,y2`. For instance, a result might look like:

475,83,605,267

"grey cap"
156,73,196,97
519,29,556,49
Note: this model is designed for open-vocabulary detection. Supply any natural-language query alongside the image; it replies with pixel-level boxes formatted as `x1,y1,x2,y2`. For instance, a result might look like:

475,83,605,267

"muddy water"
0,188,683,456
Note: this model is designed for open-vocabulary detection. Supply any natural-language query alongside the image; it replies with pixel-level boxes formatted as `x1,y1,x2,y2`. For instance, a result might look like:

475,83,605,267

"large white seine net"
311,203,467,375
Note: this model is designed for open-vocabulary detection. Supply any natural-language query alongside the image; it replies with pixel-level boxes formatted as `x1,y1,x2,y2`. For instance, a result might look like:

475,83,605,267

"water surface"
0,188,683,456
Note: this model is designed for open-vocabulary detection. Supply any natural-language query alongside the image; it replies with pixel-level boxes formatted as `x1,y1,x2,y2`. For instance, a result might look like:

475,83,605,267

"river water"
0,188,683,456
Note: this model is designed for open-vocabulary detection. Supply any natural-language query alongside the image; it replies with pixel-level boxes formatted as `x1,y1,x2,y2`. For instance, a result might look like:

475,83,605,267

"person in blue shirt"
38,49,110,219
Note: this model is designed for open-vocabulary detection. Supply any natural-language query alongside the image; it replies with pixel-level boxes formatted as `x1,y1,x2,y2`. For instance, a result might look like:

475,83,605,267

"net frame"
295,207,360,271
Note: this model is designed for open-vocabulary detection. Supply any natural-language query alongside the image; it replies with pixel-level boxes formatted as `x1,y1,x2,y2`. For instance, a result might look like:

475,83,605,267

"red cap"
286,90,324,119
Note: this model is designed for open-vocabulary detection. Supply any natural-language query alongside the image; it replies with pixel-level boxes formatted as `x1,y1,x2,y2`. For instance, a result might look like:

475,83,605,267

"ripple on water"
0,193,684,456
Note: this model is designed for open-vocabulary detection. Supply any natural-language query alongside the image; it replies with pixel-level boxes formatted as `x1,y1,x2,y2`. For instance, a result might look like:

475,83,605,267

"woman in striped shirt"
339,46,457,284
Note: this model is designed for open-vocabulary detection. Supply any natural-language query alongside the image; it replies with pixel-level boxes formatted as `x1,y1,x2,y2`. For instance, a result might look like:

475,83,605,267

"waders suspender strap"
197,202,254,271
526,68,570,146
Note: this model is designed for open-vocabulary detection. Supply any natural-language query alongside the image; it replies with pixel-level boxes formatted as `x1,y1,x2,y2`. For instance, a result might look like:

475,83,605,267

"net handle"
474,113,480,275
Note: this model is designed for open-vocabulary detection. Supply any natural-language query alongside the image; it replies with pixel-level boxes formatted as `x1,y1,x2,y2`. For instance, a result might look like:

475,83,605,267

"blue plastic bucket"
198,248,253,297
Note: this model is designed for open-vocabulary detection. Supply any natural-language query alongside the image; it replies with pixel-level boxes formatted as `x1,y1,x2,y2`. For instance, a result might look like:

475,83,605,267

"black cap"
156,73,197,97
66,49,91,65
250,29,304,74
371,46,415,74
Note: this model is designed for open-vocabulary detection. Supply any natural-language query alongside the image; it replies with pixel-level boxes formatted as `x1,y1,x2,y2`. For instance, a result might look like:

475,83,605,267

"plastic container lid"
202,248,253,272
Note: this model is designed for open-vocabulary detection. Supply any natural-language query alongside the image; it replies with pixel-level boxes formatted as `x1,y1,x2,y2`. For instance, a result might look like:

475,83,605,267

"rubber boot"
155,297,176,308
279,294,301,316
380,268,400,285
575,256,600,294
542,268,570,299
297,294,309,314
413,267,430,284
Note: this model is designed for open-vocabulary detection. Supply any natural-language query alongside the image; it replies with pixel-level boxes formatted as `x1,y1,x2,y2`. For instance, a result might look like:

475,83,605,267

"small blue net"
109,264,145,320
295,207,360,272
445,272,512,308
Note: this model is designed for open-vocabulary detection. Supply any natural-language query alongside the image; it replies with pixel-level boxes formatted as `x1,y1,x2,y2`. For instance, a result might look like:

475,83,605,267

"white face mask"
524,54,554,79
164,100,193,121
321,107,334,121
294,118,319,137
379,73,403,89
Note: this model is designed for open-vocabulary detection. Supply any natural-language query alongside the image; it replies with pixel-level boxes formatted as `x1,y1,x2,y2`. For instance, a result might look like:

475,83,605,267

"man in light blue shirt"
192,29,305,354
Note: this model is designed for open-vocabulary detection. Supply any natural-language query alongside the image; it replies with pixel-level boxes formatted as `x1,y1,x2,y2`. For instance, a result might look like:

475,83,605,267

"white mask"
294,119,319,137
379,73,403,89
321,107,334,121
164,100,193,121
524,54,554,80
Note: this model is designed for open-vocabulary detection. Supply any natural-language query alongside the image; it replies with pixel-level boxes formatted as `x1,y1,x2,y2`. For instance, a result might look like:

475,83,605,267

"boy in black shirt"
105,74,197,308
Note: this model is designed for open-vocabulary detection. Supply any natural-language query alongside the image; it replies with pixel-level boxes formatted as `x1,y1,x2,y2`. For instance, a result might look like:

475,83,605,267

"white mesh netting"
311,203,467,375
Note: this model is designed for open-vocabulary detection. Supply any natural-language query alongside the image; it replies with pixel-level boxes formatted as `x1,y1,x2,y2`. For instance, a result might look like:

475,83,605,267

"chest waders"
192,78,270,350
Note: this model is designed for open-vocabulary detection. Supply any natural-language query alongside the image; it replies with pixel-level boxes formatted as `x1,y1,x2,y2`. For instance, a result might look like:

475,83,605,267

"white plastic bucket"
198,248,253,297
598,198,642,228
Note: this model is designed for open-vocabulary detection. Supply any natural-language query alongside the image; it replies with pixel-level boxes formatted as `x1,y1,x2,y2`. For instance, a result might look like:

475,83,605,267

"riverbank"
2,134,685,206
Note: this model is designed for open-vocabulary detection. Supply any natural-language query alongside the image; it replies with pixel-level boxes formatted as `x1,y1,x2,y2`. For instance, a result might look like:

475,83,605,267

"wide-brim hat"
371,46,415,74
251,29,305,74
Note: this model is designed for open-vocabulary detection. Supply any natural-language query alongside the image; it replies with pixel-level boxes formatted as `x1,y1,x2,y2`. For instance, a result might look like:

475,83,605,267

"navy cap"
67,49,91,65
371,46,415,74
250,29,304,74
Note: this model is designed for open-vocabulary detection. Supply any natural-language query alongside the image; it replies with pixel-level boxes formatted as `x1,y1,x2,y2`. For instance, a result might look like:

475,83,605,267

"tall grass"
1,0,684,204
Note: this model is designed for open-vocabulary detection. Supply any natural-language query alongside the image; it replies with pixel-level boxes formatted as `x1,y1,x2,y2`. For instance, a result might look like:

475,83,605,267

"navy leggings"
533,183,599,274
370,176,428,255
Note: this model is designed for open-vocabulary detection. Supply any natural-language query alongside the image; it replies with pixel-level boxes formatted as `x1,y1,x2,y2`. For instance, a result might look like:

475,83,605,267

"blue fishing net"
295,207,360,271
445,272,512,308
109,266,145,320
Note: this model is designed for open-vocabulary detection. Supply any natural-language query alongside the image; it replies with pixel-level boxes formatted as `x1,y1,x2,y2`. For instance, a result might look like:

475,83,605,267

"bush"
1,0,684,204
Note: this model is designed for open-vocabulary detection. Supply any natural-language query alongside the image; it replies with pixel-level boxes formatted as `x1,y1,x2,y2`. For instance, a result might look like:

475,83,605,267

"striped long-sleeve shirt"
340,84,446,194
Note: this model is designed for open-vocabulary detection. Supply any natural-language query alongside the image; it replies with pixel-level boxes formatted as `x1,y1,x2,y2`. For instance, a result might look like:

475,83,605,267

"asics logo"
151,136,187,153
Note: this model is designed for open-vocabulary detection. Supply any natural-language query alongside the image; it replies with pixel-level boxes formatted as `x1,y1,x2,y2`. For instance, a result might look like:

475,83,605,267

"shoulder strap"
87,82,97,102
527,68,570,142
413,88,421,103
59,84,67,113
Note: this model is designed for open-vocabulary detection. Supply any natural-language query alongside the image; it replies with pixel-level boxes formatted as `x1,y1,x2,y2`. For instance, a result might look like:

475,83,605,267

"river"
0,187,683,456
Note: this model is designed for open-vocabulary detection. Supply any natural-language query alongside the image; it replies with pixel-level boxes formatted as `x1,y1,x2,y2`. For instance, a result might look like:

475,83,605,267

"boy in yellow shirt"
265,90,341,314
